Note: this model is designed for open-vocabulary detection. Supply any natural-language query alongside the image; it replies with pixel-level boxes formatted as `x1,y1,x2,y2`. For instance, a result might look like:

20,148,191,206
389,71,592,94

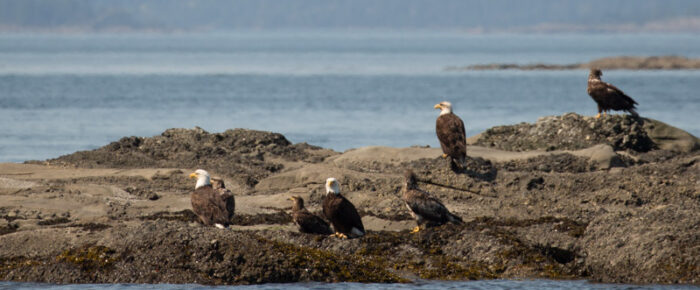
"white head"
325,177,340,195
434,101,453,115
189,169,211,189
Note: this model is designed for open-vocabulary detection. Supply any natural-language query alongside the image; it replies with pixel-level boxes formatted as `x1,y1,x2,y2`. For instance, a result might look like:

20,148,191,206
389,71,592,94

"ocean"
0,31,699,163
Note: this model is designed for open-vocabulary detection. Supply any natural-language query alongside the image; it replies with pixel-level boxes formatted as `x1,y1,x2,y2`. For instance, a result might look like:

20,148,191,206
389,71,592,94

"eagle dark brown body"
587,69,638,118
435,101,467,170
289,196,333,235
402,170,463,232
189,169,233,228
322,178,365,238
211,178,235,222
191,184,232,227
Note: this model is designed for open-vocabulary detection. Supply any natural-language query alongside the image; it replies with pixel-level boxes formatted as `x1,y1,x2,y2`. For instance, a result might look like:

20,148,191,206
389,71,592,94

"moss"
259,237,408,283
394,257,499,281
657,257,700,283
356,231,405,256
0,257,41,279
495,238,577,280
355,230,505,281
57,245,118,271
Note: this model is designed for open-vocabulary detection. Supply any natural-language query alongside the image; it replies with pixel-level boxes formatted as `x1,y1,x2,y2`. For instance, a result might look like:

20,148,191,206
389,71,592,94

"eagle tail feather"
449,156,467,171
448,213,464,224
628,108,639,117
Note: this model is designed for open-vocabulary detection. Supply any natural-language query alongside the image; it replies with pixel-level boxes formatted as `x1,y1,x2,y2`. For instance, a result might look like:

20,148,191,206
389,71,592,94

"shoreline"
1,113,698,285
446,56,700,71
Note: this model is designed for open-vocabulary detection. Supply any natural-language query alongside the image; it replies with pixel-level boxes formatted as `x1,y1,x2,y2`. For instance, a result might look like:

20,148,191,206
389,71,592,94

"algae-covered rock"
474,113,655,153
38,128,338,188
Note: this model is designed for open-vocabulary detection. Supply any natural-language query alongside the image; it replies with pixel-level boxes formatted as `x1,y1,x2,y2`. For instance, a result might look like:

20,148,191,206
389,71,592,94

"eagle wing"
404,189,452,224
436,114,467,159
323,194,365,235
218,189,236,220
588,81,638,112
294,210,333,235
191,186,231,226
603,82,638,108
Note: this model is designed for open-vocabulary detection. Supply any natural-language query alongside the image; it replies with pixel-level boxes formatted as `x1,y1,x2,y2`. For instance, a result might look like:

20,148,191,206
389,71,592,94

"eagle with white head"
322,177,365,239
434,101,467,171
188,169,232,229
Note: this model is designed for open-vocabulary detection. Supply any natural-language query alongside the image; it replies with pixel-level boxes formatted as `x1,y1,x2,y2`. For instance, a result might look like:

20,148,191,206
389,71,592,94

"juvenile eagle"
587,68,638,118
289,195,333,235
211,177,235,223
322,178,365,239
188,169,232,229
402,170,463,233
434,101,467,170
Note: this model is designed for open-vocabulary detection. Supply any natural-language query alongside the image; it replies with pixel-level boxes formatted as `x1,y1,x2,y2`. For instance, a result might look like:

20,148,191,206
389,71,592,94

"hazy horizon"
2,0,700,33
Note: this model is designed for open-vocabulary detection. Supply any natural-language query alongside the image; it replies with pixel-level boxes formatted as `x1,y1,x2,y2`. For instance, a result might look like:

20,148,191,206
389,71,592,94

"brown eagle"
322,178,365,239
289,195,334,235
211,177,235,223
587,68,638,118
188,169,232,229
402,170,463,233
434,101,467,170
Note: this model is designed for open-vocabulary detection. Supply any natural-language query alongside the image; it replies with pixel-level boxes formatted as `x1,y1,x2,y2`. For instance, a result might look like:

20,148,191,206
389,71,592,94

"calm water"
1,280,698,290
0,32,699,162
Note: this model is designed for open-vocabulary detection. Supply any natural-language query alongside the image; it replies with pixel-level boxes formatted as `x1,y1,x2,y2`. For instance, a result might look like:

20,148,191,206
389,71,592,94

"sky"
1,0,700,33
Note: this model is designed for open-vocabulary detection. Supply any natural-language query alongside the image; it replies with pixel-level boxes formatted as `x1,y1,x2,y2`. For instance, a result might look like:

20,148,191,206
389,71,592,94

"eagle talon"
333,232,348,239
441,153,448,159
595,113,601,119
410,226,421,234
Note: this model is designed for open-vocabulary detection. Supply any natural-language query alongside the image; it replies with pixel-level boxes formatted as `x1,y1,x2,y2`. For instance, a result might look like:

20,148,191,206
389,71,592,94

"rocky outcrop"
37,127,337,188
473,113,656,152
1,114,698,285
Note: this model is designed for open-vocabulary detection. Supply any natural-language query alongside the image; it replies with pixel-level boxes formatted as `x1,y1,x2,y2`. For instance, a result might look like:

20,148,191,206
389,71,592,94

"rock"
3,115,699,285
642,118,700,153
475,113,658,153
37,128,338,188
570,144,622,170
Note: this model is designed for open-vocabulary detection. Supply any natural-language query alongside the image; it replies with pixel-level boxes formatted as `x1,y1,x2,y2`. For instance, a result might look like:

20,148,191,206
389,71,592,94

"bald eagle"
402,170,463,233
188,169,232,229
434,101,467,171
289,195,334,235
587,68,638,118
322,178,365,238
211,177,235,223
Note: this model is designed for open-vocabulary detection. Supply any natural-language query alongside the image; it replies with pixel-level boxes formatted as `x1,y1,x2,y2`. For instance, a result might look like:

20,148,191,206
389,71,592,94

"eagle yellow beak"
288,196,295,201
188,173,198,179
434,104,441,109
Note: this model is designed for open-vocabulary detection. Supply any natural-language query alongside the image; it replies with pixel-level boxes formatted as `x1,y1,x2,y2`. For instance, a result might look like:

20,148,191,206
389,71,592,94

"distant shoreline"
447,56,700,71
